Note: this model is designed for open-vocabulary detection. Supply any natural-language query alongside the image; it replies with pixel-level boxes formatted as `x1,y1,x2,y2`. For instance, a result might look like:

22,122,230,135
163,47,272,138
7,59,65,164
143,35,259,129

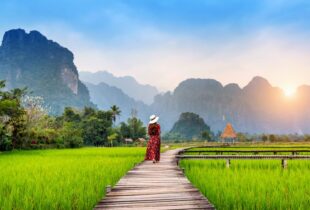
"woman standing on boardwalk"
145,115,161,163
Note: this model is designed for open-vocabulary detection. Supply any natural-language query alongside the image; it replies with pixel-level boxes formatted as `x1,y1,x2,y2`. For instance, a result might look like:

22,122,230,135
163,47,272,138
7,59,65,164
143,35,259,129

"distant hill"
152,77,310,134
79,71,159,104
84,82,151,124
170,112,211,139
0,29,93,114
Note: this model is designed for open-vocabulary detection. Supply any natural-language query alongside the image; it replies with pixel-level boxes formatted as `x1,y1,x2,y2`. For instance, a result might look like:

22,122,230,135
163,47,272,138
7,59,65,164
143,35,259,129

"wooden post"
106,185,112,194
282,159,288,169
226,159,231,168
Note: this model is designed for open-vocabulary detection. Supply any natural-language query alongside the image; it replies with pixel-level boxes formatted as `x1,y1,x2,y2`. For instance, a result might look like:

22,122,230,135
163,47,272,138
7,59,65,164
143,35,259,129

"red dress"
145,123,161,161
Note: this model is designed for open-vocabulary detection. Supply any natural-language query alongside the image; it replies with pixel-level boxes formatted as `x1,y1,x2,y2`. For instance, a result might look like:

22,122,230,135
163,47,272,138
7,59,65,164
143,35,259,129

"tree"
110,105,121,125
0,123,11,151
108,133,118,147
80,108,113,146
0,80,27,150
237,133,247,142
262,134,268,142
63,107,81,123
82,116,108,146
120,117,146,140
162,132,184,141
269,134,277,142
59,122,83,148
128,117,146,140
201,130,212,141
120,122,131,138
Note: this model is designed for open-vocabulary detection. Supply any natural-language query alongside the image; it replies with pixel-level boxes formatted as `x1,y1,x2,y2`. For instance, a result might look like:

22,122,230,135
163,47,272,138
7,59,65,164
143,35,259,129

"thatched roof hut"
221,123,237,142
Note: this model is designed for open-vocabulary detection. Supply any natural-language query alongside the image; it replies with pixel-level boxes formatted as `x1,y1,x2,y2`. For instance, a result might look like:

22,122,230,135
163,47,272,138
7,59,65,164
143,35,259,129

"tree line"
0,81,146,151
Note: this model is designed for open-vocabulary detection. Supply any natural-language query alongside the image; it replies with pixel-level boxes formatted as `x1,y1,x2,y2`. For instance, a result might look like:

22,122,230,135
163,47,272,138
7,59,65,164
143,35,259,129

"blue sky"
1,0,310,91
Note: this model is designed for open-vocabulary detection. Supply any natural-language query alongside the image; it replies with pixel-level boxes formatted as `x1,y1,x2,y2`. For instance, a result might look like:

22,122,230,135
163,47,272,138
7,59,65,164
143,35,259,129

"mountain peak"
1,29,51,50
79,71,159,104
244,76,271,91
250,76,270,85
2,29,27,46
28,30,48,42
174,78,223,93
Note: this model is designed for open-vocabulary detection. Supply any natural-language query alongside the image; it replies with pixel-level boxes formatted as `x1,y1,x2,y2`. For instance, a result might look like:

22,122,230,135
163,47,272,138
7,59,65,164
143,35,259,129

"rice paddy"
0,148,145,210
181,159,310,210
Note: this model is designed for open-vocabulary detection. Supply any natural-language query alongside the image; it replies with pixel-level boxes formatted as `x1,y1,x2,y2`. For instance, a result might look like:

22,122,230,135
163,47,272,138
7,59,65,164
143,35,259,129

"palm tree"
110,105,121,125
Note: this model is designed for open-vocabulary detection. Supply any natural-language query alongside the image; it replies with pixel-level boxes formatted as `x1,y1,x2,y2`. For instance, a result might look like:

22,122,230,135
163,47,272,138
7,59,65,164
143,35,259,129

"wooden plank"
97,199,212,207
94,149,215,210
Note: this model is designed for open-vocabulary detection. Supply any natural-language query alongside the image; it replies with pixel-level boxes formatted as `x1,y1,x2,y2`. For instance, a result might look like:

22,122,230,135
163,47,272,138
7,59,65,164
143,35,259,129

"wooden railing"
176,147,310,169
183,150,310,155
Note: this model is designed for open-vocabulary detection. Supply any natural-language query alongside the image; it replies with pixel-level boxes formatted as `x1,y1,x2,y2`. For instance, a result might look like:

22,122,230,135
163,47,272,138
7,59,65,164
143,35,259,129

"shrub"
60,123,83,148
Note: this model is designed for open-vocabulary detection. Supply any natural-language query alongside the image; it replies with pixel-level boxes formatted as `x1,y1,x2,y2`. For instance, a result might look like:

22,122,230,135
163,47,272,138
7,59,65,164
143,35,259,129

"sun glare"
284,87,296,97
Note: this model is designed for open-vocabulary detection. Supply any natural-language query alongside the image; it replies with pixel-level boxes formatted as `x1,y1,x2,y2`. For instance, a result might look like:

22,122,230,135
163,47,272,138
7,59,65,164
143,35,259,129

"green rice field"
181,159,310,210
0,148,145,210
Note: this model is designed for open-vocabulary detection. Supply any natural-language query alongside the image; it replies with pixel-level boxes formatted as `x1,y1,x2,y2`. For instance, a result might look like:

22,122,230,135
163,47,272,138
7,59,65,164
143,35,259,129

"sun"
283,87,296,97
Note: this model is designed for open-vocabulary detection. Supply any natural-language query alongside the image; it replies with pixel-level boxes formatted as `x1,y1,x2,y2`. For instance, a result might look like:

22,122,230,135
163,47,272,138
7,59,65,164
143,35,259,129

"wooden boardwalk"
95,149,215,210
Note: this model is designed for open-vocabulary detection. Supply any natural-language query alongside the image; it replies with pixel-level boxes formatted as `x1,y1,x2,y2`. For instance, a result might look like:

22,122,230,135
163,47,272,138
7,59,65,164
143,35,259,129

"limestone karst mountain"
152,77,310,134
79,71,159,105
84,82,151,124
0,29,93,114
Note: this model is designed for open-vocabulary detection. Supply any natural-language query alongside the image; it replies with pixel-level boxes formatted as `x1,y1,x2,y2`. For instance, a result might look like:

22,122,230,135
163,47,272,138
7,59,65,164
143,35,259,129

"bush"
0,124,12,151
59,123,83,148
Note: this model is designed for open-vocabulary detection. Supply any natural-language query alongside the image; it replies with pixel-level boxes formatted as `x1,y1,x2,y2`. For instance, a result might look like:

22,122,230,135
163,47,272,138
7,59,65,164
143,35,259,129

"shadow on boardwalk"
95,149,215,210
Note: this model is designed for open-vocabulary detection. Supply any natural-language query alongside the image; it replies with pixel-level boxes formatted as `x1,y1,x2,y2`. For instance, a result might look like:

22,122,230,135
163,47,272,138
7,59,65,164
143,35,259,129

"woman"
145,114,161,163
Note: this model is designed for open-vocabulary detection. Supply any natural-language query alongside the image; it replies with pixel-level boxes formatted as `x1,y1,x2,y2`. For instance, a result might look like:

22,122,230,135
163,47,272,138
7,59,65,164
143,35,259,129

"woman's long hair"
148,123,158,135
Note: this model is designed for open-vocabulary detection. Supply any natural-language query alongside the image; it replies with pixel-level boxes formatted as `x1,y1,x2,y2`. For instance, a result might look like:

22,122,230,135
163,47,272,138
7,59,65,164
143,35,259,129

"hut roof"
221,123,237,139
124,138,133,142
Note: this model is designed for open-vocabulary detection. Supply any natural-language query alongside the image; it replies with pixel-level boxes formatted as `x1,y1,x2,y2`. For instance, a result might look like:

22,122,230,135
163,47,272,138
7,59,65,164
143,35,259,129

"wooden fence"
177,147,310,169
183,150,310,155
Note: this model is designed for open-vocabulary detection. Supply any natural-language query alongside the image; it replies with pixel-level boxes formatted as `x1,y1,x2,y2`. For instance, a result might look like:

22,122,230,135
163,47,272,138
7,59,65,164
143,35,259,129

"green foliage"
169,112,212,140
108,133,119,147
110,105,121,124
201,130,212,141
0,81,148,150
82,116,108,146
0,80,27,150
162,132,184,141
237,132,249,142
63,107,81,122
55,107,114,147
0,123,11,151
119,117,146,140
59,123,83,148
262,134,268,142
